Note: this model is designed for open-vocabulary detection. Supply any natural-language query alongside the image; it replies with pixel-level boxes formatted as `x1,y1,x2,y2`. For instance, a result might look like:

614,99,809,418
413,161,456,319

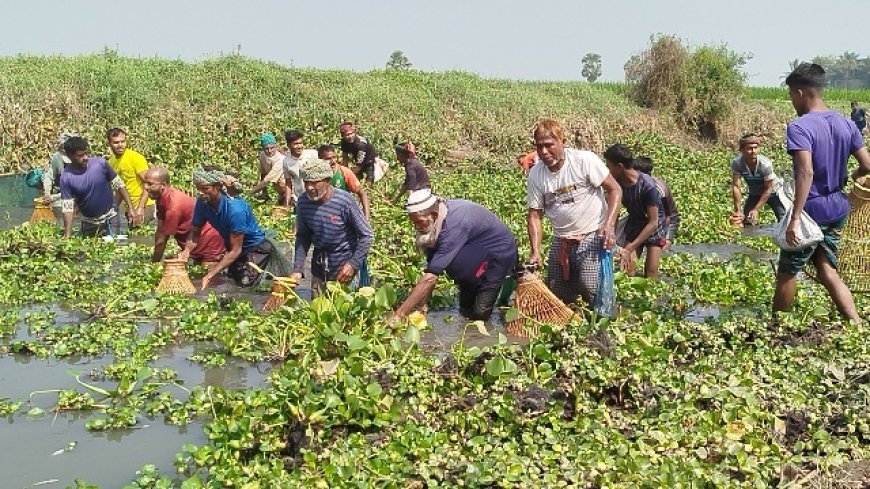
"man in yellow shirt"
107,127,154,229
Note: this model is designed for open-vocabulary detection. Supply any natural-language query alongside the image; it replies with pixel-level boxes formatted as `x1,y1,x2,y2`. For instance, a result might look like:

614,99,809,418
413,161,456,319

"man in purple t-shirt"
59,136,134,238
774,63,870,323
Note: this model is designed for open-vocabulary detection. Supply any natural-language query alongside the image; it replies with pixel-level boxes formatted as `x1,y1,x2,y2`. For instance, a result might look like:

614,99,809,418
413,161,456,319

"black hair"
317,144,335,158
784,63,826,90
106,127,126,139
603,143,634,168
63,136,89,155
395,142,412,157
633,156,653,175
284,130,304,144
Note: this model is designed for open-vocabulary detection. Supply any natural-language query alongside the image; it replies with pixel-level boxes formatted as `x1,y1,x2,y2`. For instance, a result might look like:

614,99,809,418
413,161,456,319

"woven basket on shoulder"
156,258,196,295
839,177,870,292
30,198,55,224
506,267,574,339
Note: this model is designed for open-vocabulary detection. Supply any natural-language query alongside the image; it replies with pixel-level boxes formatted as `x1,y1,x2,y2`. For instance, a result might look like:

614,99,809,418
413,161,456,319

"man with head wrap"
289,158,373,297
390,189,517,322
730,132,786,225
249,133,291,204
178,167,291,289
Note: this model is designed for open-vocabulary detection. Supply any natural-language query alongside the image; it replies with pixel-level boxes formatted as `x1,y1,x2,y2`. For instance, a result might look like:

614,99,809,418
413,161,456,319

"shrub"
625,35,748,139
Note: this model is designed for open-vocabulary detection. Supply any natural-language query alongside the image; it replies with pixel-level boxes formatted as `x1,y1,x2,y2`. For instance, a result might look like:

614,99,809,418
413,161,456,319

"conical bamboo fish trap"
506,268,574,338
839,177,870,292
30,198,55,225
271,205,290,220
156,258,196,295
262,276,299,312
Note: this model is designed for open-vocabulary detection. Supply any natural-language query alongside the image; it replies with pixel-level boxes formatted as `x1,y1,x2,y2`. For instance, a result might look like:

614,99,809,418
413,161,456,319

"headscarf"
738,133,761,149
300,159,333,182
395,142,417,156
260,133,277,147
192,168,227,186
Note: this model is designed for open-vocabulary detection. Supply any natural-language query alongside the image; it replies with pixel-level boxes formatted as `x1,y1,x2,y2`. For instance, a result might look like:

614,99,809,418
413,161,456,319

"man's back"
786,110,862,224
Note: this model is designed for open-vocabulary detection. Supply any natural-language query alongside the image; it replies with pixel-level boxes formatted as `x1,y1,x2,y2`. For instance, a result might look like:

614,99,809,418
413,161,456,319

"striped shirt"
293,189,373,280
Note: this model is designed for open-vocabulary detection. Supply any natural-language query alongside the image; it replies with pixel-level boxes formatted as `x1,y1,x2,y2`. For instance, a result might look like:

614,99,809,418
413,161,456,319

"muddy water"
0,303,270,488
2,415,205,489
0,174,41,230
0,351,210,488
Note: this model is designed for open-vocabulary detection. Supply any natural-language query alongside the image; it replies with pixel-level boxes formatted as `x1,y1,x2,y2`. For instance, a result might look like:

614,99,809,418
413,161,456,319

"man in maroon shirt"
142,167,225,264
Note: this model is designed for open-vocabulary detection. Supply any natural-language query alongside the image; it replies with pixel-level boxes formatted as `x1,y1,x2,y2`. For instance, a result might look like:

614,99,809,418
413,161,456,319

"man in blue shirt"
59,136,135,238
391,189,518,321
290,159,374,297
179,168,289,289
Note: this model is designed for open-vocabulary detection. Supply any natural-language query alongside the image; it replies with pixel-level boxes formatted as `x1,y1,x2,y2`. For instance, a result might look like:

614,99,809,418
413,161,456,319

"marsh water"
0,174,778,485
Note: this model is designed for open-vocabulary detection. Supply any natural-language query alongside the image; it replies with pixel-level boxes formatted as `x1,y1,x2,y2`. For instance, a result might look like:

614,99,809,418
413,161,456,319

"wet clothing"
777,217,846,275
109,149,153,208
156,187,225,262
402,158,430,191
743,193,786,222
851,106,866,132
59,158,118,221
621,173,667,247
527,148,609,237
423,199,517,320
341,136,378,182
786,110,863,225
546,233,602,306
294,189,373,282
652,176,680,241
192,193,265,254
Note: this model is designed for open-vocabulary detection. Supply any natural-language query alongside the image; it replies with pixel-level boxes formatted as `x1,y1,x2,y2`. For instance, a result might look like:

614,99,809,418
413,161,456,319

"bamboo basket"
506,266,575,338
262,276,299,312
729,212,744,228
271,205,290,220
30,198,55,224
156,258,196,295
839,177,870,292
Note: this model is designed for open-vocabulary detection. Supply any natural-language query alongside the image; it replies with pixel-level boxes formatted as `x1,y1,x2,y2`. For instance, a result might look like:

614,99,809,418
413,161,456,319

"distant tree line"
788,52,870,88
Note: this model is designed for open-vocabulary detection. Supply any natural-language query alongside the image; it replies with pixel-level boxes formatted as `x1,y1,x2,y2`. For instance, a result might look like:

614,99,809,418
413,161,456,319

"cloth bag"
773,206,823,251
373,157,389,182
772,169,824,251
593,248,616,318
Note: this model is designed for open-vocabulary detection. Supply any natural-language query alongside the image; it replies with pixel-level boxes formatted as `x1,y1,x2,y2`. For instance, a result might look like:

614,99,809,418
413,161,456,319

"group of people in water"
30,63,870,324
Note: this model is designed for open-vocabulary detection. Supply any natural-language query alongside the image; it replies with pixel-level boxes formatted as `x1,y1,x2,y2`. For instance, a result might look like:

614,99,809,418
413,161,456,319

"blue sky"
1,0,868,86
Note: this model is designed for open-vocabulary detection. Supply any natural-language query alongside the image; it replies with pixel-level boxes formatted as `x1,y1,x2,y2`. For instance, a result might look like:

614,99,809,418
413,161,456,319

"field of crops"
0,55,868,488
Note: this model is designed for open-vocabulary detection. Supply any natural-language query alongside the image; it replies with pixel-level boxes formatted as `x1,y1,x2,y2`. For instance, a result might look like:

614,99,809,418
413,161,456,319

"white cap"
405,188,438,214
